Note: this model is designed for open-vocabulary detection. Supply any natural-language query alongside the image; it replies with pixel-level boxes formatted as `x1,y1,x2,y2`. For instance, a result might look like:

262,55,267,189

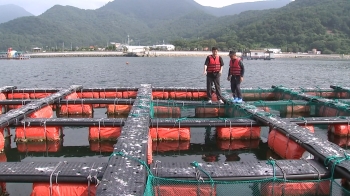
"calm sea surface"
0,57,349,195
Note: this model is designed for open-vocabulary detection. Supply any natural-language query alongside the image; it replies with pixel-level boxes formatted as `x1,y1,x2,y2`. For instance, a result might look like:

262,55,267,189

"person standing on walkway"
227,51,244,103
203,47,224,104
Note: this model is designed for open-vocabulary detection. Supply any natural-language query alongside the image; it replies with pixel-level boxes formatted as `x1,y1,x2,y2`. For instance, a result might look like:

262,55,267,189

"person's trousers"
230,75,242,99
206,72,224,100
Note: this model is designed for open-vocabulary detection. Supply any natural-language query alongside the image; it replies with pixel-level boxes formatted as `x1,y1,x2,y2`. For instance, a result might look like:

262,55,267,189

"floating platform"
0,84,349,195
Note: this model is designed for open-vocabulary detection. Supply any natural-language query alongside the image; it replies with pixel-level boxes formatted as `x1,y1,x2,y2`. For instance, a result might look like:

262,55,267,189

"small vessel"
0,48,30,60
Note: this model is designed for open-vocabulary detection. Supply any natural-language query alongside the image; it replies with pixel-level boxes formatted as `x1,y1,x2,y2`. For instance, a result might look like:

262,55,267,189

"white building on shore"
117,45,150,53
152,44,175,51
266,48,282,53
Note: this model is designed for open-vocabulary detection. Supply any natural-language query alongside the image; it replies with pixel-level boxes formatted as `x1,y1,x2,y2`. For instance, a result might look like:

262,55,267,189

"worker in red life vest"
203,47,224,104
227,51,245,103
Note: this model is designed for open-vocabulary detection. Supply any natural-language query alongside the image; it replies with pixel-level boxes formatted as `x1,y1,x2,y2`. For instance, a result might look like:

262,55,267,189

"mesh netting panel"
145,176,350,196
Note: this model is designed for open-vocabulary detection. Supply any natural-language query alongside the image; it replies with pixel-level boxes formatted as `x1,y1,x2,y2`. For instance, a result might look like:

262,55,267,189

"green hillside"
187,0,350,53
0,0,349,53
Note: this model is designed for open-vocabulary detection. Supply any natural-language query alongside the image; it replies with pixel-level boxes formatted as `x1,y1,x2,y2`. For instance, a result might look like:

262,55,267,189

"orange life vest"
229,58,241,76
207,55,221,72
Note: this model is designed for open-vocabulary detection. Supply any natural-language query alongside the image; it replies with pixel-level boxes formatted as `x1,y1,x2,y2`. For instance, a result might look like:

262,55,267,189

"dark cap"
228,50,236,56
211,47,218,51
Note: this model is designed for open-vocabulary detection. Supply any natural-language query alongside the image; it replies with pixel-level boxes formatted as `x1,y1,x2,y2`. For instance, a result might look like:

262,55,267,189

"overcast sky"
0,0,260,15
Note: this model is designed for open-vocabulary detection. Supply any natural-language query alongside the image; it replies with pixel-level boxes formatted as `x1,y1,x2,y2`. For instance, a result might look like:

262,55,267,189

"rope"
150,101,154,119
86,163,95,196
229,121,232,140
55,170,61,185
49,162,62,196
268,127,278,160
248,121,253,139
156,117,159,141
288,100,294,114
266,159,277,181
304,158,321,180
190,161,214,196
44,121,47,141
154,160,161,196
190,161,213,182
81,99,84,115
274,160,286,195
324,152,350,179
23,118,27,142
98,121,101,141
323,153,350,194
284,133,291,159
175,117,187,141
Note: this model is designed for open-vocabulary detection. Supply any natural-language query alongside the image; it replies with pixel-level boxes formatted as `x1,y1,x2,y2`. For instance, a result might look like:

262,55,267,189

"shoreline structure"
28,51,350,59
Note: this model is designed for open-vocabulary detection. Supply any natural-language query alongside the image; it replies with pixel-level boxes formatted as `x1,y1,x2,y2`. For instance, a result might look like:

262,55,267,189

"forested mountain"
203,0,291,17
0,4,33,24
173,0,350,53
219,0,350,54
98,0,202,27
0,0,349,53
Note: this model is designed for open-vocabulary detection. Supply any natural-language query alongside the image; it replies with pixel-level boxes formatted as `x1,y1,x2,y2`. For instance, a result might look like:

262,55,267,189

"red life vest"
229,58,241,76
206,55,221,72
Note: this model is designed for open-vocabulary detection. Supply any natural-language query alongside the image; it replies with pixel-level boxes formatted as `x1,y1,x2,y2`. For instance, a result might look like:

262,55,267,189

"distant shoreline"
28,51,350,59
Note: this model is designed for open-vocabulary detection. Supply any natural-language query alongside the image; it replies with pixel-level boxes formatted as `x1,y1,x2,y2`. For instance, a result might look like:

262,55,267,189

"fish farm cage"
0,84,349,195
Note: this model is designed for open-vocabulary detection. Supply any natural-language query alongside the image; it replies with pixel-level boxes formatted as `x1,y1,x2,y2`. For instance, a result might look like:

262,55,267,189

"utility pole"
127,35,130,46
62,42,64,52
71,42,72,51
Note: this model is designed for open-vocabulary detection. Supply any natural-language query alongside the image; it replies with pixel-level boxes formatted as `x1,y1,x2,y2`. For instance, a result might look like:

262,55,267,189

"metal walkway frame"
0,85,349,195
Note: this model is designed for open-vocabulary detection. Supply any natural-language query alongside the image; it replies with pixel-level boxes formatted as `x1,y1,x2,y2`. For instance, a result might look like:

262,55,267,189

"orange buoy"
0,93,6,115
261,180,330,196
99,91,123,98
122,91,137,99
153,106,181,117
302,125,315,133
316,105,339,117
29,92,52,99
106,105,132,115
152,92,169,99
77,92,99,99
328,133,350,148
88,126,121,141
29,106,53,118
195,107,225,118
7,93,30,99
31,183,96,196
169,91,192,99
149,127,190,141
192,91,207,100
268,129,308,159
0,128,5,152
328,124,350,136
59,104,93,116
217,127,261,140
15,126,62,142
154,185,216,196
64,92,79,99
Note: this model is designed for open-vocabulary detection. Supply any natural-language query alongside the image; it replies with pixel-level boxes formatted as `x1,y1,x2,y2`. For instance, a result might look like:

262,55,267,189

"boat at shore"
0,48,30,60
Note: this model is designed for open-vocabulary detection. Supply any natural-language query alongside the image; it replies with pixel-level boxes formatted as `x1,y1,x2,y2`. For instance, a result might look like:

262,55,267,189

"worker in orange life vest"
203,47,224,104
227,51,245,103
